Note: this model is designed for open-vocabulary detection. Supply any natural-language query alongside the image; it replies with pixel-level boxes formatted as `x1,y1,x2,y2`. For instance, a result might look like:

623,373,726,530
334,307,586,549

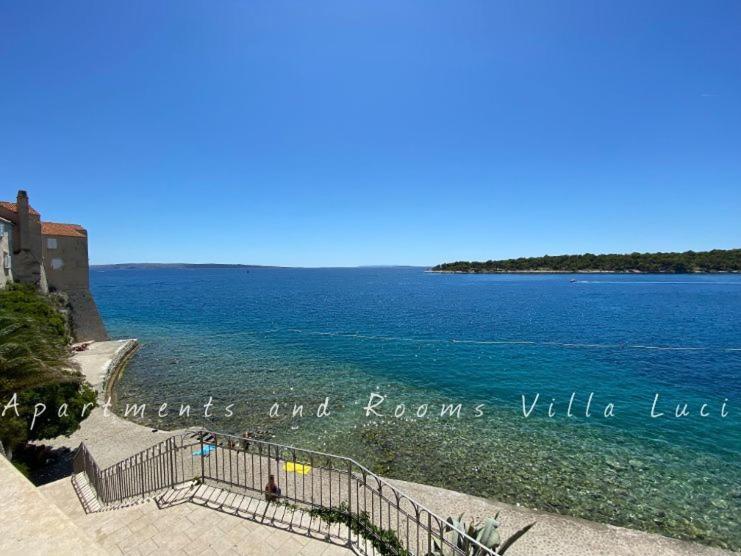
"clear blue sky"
1,1,739,266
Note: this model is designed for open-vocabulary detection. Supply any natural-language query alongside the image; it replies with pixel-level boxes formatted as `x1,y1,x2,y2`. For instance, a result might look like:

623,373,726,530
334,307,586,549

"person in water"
265,475,281,502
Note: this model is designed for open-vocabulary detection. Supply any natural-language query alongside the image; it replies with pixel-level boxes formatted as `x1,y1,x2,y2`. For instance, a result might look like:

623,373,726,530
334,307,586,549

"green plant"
0,283,72,344
309,502,410,556
0,284,91,459
0,285,80,394
427,513,535,556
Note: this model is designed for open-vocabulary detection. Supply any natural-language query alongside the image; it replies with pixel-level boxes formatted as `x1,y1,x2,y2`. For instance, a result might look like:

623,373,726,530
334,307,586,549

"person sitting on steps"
265,474,281,502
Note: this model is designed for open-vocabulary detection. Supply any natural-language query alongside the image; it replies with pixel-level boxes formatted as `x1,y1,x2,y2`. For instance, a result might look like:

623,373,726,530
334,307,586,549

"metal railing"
73,430,496,555
73,435,184,504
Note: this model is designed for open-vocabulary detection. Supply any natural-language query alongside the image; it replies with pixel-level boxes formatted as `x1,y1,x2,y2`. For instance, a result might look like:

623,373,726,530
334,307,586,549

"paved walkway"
41,476,352,555
0,455,105,555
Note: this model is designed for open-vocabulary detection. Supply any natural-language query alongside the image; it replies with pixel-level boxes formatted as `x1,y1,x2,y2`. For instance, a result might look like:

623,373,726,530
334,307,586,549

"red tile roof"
0,201,40,216
41,221,87,238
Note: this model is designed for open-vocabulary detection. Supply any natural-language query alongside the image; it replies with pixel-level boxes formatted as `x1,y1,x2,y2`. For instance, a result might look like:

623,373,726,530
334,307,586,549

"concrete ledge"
101,339,139,404
0,455,107,554
72,339,139,399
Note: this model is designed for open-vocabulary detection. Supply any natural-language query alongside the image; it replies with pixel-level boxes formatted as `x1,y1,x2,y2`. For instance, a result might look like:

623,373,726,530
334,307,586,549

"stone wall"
1,191,107,341
66,288,108,342
0,203,46,291
42,233,91,290
42,233,107,342
0,221,12,288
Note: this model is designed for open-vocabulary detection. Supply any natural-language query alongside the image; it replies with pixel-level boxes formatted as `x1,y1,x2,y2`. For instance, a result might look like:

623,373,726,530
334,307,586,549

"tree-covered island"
431,249,741,274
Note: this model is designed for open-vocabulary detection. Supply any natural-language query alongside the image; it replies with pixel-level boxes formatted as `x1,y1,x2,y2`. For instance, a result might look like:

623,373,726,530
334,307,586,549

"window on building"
47,237,58,249
51,258,64,270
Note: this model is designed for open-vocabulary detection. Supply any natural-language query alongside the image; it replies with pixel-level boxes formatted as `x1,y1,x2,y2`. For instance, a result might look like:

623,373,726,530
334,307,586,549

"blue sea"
91,268,741,549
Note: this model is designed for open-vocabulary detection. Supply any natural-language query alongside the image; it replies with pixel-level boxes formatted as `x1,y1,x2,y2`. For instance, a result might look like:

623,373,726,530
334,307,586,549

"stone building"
0,191,46,290
41,222,92,291
0,216,12,288
0,190,107,341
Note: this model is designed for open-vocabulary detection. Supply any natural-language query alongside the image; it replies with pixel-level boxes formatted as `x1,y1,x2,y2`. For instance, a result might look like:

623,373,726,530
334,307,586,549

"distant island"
91,263,277,270
431,249,741,274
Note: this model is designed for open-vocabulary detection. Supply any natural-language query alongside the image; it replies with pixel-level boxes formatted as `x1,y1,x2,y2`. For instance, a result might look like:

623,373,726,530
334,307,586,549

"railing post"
139,453,145,498
347,460,352,545
199,432,205,482
428,512,432,554
274,445,280,487
378,480,383,534
169,437,176,487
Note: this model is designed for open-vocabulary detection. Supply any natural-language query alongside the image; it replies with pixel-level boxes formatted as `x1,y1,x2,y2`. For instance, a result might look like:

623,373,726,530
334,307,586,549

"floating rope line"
280,328,740,353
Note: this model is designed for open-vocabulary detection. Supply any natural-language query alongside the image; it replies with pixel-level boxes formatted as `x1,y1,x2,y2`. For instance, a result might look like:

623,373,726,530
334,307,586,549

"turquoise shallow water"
92,268,741,549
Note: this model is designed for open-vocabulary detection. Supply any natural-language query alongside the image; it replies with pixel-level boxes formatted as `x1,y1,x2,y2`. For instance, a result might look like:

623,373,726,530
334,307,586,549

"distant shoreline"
431,248,741,274
91,263,427,270
427,269,741,274
91,263,277,270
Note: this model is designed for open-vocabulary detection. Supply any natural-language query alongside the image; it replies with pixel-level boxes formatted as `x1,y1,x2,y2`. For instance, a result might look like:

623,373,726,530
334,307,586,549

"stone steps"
68,472,380,555
42,476,356,555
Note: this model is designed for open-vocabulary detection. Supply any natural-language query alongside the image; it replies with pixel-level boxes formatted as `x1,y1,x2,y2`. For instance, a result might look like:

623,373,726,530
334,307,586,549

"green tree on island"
432,248,741,273
0,284,95,461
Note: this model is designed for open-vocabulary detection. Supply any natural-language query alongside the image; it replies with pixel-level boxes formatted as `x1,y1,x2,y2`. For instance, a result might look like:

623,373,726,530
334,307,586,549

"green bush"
309,502,410,556
0,283,71,344
0,283,95,459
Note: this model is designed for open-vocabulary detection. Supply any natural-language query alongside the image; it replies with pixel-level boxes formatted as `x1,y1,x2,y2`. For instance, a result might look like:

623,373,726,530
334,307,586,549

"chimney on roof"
16,190,30,252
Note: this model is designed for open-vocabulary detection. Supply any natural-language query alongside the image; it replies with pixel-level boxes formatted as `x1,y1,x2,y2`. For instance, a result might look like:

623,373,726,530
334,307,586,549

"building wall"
1,191,107,341
41,233,107,342
0,220,12,288
0,205,46,290
65,289,109,343
42,234,90,291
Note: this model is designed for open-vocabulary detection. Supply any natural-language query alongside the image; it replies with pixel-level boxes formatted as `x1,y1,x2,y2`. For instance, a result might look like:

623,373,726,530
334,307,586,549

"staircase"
72,430,497,555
